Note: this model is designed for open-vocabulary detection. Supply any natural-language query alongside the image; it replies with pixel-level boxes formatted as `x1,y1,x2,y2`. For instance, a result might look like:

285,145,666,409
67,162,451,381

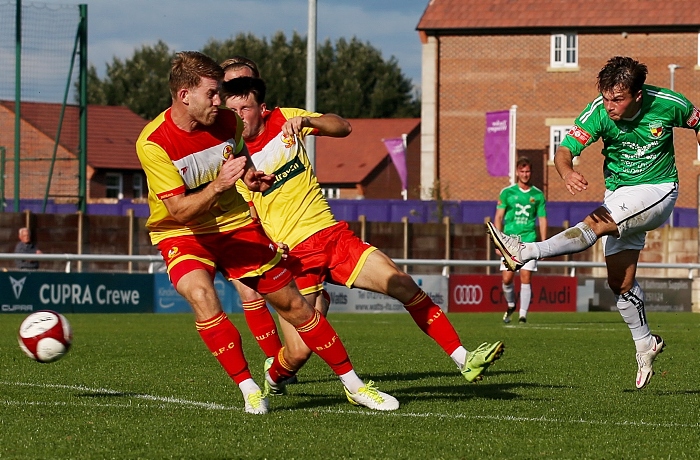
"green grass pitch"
1,312,699,459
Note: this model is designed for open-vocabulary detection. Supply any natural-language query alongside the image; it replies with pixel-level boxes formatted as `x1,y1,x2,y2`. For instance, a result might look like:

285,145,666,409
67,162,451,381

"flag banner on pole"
484,110,510,177
383,137,408,190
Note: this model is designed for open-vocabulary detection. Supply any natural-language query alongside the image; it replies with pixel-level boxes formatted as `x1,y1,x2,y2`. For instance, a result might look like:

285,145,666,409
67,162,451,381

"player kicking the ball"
487,56,700,389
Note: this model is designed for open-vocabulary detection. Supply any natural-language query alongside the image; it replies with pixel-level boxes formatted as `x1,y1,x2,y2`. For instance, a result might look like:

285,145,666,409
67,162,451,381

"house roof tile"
3,100,420,183
417,0,700,31
316,118,420,184
1,101,147,170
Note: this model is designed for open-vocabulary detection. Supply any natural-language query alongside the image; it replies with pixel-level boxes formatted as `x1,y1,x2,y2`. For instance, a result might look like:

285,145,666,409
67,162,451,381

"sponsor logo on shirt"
262,156,306,197
567,126,591,145
649,122,663,138
686,107,700,128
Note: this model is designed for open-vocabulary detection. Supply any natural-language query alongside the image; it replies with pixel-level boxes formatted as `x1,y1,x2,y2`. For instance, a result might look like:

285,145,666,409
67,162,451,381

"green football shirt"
560,84,700,191
496,184,546,243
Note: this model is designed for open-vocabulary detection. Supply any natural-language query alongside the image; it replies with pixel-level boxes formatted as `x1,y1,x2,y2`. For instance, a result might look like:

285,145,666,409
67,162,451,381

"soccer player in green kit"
493,156,547,324
487,56,700,389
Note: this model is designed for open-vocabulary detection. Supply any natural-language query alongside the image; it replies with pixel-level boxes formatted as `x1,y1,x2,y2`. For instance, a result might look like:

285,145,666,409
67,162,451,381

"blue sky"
33,0,429,88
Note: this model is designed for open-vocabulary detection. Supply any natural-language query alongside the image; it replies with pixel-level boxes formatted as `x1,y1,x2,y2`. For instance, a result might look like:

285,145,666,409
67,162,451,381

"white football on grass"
18,310,73,363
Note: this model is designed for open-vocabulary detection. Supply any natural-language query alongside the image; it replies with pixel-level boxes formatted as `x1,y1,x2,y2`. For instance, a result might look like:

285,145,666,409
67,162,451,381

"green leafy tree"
87,33,419,119
203,31,310,108
82,40,174,120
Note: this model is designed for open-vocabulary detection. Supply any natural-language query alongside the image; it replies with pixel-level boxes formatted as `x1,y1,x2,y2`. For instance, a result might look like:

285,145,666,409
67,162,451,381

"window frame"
549,125,571,161
132,173,144,199
105,172,124,199
550,32,578,68
321,187,341,199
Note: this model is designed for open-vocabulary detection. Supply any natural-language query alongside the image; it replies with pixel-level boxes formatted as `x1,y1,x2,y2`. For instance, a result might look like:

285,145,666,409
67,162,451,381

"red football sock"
295,310,353,376
267,347,297,383
404,290,462,355
196,312,252,385
242,298,283,358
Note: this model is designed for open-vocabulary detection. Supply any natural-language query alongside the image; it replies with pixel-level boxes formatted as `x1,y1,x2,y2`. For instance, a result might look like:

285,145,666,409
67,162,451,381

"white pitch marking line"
3,381,698,429
504,325,620,332
1,381,237,410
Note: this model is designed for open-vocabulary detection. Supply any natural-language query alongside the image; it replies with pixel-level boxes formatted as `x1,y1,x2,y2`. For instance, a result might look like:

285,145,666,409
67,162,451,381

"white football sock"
615,281,653,352
450,346,468,368
519,283,531,318
502,282,515,307
528,222,597,260
339,370,365,393
238,378,261,395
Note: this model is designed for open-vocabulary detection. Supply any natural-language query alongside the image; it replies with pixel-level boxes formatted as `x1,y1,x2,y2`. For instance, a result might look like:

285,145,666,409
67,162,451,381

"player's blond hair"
169,51,224,99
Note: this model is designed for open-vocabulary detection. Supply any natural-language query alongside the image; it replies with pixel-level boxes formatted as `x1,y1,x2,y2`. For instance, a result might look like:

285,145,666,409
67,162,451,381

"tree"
316,37,419,118
87,33,420,119
82,40,174,120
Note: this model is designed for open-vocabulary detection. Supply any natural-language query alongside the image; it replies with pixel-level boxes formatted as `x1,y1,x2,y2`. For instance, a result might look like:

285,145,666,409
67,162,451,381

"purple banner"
383,137,408,190
484,110,510,177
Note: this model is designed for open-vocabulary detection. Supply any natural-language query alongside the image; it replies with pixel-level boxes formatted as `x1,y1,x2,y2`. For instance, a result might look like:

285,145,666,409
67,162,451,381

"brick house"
1,100,420,204
315,118,421,199
417,0,700,210
0,101,148,204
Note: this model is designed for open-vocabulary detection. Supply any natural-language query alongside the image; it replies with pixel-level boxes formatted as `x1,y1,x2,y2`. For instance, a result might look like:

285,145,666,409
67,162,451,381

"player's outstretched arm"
282,114,351,138
555,146,588,196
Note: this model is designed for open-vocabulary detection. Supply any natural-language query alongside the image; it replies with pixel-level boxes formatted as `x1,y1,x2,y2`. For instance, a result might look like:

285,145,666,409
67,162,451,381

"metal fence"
2,253,700,279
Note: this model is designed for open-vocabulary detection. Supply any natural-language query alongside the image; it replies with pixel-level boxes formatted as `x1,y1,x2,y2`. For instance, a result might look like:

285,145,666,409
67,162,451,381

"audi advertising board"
449,274,577,313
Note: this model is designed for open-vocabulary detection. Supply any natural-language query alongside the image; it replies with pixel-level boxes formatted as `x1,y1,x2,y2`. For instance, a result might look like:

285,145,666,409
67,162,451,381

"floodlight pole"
306,0,317,169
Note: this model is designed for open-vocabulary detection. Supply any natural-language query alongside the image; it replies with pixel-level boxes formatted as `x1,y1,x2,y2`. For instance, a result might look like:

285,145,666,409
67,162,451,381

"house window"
550,33,578,68
321,188,340,199
133,174,144,199
549,125,570,161
106,173,123,199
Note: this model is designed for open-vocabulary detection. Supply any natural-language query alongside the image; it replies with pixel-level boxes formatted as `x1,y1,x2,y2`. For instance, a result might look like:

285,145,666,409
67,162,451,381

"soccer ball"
17,310,73,363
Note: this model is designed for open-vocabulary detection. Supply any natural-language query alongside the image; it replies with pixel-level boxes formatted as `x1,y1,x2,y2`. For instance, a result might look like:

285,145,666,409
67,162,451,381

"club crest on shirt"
649,122,663,138
281,135,295,149
222,144,234,160
167,247,180,260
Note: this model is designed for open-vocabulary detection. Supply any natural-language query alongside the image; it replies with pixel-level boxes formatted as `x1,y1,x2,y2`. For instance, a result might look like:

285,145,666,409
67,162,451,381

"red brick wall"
436,31,700,207
0,107,143,203
0,105,80,201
